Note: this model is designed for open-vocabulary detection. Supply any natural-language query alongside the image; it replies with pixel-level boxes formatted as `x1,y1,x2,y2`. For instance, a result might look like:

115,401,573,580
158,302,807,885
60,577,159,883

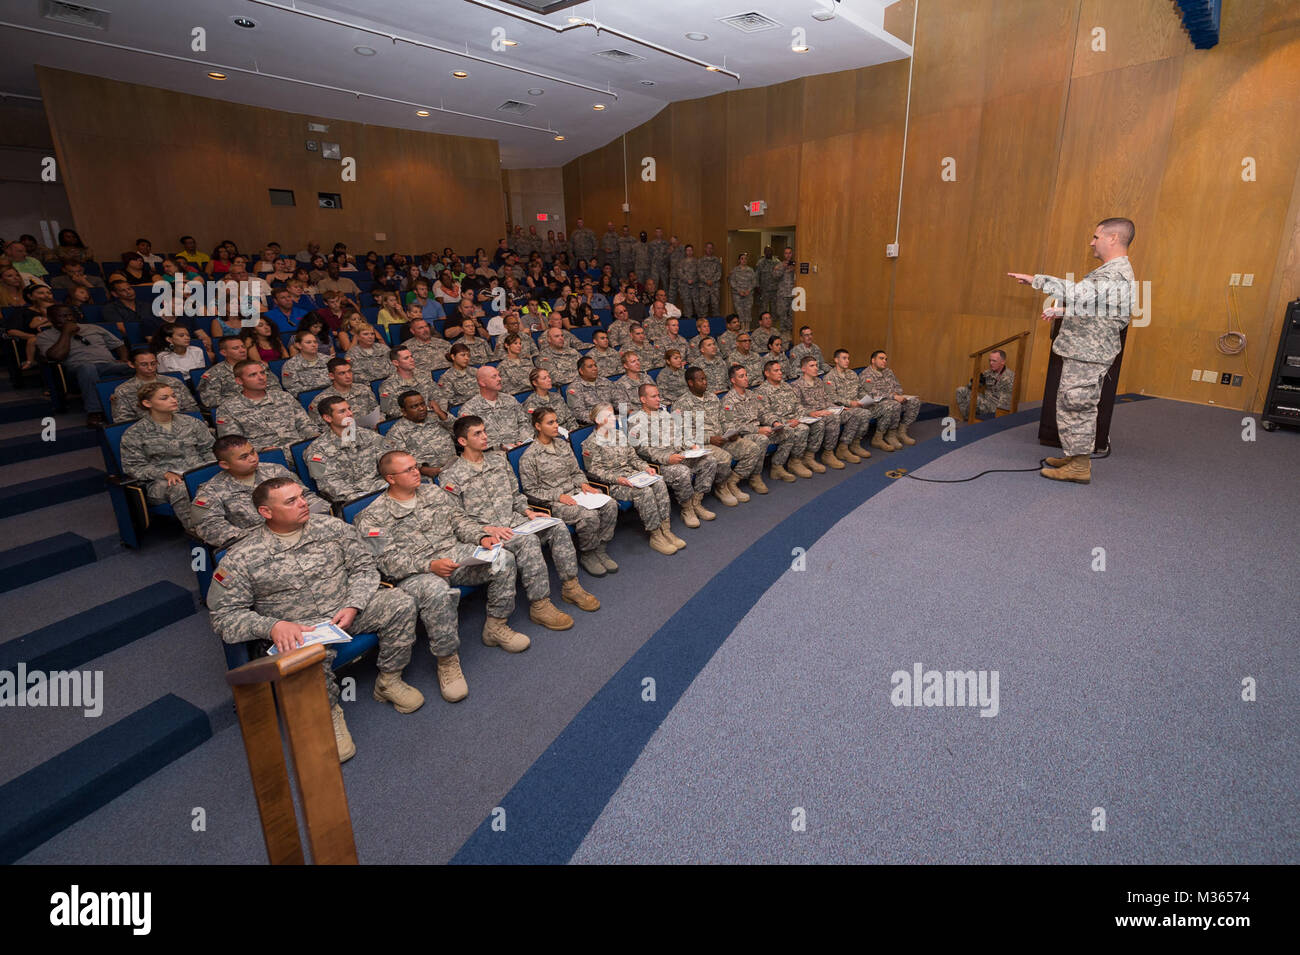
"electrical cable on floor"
902,444,1112,483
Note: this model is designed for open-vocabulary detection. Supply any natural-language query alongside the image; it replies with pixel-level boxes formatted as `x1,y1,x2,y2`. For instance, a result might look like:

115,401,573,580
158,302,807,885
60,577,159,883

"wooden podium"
1038,321,1129,451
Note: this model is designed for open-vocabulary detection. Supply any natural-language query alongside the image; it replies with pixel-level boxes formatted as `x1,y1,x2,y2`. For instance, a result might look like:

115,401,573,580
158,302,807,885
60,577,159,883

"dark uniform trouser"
316,587,418,706
1056,357,1109,456
550,499,618,551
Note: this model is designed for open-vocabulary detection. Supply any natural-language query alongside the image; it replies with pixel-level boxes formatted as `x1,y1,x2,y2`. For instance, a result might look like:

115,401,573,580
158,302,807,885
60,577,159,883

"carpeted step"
0,694,212,864
0,582,195,673
0,426,99,465
0,533,97,595
0,468,105,519
0,398,52,425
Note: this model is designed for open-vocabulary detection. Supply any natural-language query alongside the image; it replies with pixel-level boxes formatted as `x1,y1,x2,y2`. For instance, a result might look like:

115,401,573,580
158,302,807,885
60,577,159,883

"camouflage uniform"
586,345,623,378
1034,255,1135,455
956,368,1016,419
656,365,688,404
825,367,885,444
566,376,617,425
208,516,418,706
535,345,582,386
518,438,618,552
308,384,379,423
671,255,699,319
579,429,671,530
119,413,213,533
216,391,321,457
621,341,663,370
279,354,331,395
386,416,457,471
356,486,507,656
378,372,438,419
673,389,759,481
755,380,814,467
569,226,598,264
792,376,844,452
696,252,723,318
627,409,718,504
193,462,325,549
110,376,199,423
600,228,620,270
458,394,531,448
438,367,481,407
496,357,535,396
305,427,395,502
440,451,573,594
408,338,452,374
788,342,830,376
755,255,777,316
647,236,671,290
723,387,799,472
198,361,283,408
521,389,578,432
728,264,757,327
774,259,798,334
344,345,392,384
859,366,917,431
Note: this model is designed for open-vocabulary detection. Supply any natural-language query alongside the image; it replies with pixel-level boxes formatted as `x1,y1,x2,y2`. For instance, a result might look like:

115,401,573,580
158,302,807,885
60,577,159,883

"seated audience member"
110,347,200,422
118,380,213,533
208,475,423,763
309,356,381,426
305,396,396,502
216,359,320,457
518,407,620,577
579,403,680,555
956,349,1015,420
860,350,920,448
279,329,332,395
194,436,329,549
36,304,130,425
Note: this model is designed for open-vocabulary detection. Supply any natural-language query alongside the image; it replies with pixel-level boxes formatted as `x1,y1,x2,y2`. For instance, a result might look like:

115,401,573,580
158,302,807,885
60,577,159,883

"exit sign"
748,200,767,216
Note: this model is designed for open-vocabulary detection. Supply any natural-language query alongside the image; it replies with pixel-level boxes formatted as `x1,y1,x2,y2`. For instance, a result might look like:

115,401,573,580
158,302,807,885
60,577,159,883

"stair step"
0,582,195,673
0,468,105,519
0,694,212,864
0,426,99,464
0,533,97,595
0,398,52,425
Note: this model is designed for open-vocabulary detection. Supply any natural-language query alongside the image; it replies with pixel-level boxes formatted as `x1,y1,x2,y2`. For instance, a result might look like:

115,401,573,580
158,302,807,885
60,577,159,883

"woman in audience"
118,380,213,535
209,246,232,276
0,265,27,308
54,229,94,263
376,290,408,333
112,252,155,286
580,402,680,556
241,316,287,363
155,322,210,373
519,407,620,576
433,269,461,304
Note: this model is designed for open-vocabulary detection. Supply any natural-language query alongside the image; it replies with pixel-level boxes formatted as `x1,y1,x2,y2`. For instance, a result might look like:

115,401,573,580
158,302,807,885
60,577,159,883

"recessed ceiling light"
639,80,655,86
353,45,376,56
415,109,430,117
554,134,565,141
452,70,469,78
207,71,227,80
685,32,708,41
231,16,256,29
592,103,606,110
527,88,544,96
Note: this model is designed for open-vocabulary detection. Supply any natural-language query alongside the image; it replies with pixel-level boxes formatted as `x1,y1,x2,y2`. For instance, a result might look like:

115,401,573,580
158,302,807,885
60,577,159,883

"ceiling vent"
497,100,534,116
40,0,109,30
719,11,781,33
592,49,646,64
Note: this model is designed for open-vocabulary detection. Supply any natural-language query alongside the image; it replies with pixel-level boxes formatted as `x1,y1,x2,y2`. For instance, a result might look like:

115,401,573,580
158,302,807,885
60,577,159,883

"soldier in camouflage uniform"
208,476,423,762
585,329,623,378
721,365,792,491
647,228,671,291
860,350,919,449
119,381,213,533
344,325,392,383
728,252,758,328
536,327,582,387
671,244,700,319
617,225,637,279
628,382,718,529
495,335,536,395
569,218,598,264
788,325,830,376
386,391,457,479
755,247,778,317
955,350,1016,420
579,404,679,556
756,360,822,477
727,331,765,383
305,396,395,502
404,318,452,374
773,247,798,335
521,368,579,432
457,366,532,449
696,337,731,394
1010,219,1136,483
696,242,723,319
111,349,200,423
656,349,689,404
600,222,620,270
377,345,438,419
216,360,321,458
357,450,529,701
442,416,596,623
193,435,328,548
438,344,481,406
675,368,752,506
566,357,617,425
280,330,332,395
826,348,891,457
199,336,283,408
792,355,846,470
518,407,619,577
621,322,664,370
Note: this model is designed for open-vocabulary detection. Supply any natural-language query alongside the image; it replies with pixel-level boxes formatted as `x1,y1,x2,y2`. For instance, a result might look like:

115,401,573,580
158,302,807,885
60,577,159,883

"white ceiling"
0,0,911,168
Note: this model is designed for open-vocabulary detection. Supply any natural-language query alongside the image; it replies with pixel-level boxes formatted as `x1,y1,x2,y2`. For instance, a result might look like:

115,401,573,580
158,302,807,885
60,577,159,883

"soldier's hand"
269,621,307,654
1007,272,1034,285
558,494,578,506
164,471,185,486
332,607,359,630
429,558,459,578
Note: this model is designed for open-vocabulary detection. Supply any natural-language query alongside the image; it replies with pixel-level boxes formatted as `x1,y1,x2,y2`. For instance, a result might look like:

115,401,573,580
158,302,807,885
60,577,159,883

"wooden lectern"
1038,321,1130,451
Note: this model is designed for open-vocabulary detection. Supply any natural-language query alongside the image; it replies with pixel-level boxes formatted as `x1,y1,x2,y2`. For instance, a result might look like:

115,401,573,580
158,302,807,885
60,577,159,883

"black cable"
901,443,1113,483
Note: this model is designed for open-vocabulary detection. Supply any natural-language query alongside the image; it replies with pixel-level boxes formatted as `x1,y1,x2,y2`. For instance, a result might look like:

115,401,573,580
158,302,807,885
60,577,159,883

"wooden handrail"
226,643,358,865
966,330,1030,424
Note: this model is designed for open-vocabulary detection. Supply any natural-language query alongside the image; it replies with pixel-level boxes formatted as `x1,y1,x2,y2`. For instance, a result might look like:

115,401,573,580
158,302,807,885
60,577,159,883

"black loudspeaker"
1038,322,1129,451
1261,298,1300,432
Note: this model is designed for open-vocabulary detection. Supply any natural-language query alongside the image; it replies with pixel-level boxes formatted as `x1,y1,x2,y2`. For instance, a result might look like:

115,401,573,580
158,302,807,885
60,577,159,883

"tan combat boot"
679,497,700,528
1040,454,1091,484
529,597,574,630
803,451,826,473
435,653,468,703
482,616,531,652
331,704,355,763
661,519,687,549
871,430,895,452
748,473,769,494
561,577,600,611
713,479,738,507
896,423,917,445
692,493,716,520
769,462,797,482
728,475,751,502
884,429,904,450
836,443,860,463
373,670,425,714
821,448,845,470
649,527,678,554
848,441,871,459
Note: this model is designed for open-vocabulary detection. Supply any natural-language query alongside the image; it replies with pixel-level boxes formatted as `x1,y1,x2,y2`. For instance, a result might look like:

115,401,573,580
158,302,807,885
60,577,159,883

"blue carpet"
451,403,1056,863
0,533,97,594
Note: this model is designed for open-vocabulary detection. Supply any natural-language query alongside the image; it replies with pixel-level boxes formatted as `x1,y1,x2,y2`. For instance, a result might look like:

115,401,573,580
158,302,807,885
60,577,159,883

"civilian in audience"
36,304,130,425
110,347,200,422
118,380,212,533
